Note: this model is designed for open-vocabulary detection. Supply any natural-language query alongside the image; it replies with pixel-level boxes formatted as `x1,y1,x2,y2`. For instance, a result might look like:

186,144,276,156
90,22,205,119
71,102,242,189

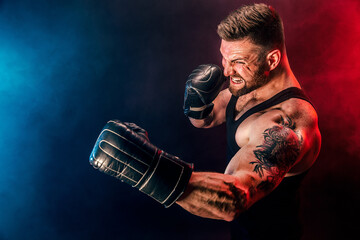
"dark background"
0,0,359,239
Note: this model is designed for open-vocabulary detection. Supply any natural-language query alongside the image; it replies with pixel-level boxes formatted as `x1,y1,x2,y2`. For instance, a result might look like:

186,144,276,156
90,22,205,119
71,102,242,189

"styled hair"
217,3,285,52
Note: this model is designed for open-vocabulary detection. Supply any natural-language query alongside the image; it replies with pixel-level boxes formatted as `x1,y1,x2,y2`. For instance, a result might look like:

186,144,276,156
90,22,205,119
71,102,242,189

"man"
90,3,321,240
179,3,321,239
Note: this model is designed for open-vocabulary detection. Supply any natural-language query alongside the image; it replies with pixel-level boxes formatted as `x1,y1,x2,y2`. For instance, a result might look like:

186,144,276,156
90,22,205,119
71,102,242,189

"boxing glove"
89,120,193,208
183,64,226,119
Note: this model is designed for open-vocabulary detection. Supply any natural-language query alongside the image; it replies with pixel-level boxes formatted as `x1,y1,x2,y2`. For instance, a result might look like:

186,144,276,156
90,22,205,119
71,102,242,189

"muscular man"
179,4,321,239
90,3,321,240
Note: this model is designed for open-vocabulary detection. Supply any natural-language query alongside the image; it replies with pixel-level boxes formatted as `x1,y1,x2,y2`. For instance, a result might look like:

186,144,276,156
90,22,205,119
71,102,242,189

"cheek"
235,65,255,78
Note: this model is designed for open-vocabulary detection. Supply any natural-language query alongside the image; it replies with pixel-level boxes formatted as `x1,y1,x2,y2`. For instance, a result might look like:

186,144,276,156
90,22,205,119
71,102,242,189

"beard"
229,61,269,97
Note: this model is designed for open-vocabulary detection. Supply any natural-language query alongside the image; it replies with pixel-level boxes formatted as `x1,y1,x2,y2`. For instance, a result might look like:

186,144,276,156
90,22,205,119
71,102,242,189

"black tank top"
225,87,313,240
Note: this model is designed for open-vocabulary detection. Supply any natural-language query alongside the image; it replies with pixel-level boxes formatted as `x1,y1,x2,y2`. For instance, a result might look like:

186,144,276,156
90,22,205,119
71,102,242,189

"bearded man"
90,3,321,240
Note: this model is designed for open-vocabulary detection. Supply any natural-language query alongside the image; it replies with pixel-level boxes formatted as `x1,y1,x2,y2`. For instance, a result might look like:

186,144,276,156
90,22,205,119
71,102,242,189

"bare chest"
232,98,280,148
233,112,261,148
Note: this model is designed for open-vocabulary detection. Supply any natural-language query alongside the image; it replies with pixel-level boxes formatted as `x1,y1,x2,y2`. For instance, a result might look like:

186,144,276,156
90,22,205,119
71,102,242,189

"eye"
234,60,245,65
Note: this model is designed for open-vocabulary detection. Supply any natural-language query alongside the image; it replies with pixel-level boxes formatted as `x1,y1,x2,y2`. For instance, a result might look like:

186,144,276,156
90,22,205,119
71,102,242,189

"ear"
266,49,281,71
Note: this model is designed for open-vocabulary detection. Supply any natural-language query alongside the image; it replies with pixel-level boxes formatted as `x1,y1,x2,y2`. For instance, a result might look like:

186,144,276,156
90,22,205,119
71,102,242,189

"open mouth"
230,77,244,84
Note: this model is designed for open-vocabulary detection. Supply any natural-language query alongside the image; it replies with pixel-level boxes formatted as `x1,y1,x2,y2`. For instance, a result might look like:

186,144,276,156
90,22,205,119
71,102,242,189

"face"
220,38,269,97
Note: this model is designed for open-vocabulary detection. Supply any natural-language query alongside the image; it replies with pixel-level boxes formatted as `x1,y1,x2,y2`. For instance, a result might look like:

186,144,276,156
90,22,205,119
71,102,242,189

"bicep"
226,118,304,203
177,122,304,221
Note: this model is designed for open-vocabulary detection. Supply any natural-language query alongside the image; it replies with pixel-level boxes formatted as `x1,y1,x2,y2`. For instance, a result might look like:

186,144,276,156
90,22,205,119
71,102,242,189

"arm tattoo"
191,182,247,214
250,116,302,190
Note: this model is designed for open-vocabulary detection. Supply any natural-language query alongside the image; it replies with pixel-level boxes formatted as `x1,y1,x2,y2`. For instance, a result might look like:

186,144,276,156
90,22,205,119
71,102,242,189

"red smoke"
281,0,360,158
275,0,360,238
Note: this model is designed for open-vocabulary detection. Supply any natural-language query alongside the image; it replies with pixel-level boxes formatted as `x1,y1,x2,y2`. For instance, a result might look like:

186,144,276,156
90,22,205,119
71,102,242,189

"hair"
217,3,285,53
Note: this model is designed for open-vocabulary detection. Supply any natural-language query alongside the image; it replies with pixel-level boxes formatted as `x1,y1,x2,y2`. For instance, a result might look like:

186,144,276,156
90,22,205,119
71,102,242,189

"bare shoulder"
249,97,321,174
250,98,319,132
282,98,321,162
281,98,319,128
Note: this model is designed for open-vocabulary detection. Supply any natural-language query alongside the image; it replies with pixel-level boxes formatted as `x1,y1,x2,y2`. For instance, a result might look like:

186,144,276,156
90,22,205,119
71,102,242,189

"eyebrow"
223,56,248,63
231,57,247,62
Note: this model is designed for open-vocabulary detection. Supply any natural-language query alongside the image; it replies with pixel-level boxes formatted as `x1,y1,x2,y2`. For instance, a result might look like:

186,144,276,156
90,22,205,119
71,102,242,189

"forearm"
176,172,249,222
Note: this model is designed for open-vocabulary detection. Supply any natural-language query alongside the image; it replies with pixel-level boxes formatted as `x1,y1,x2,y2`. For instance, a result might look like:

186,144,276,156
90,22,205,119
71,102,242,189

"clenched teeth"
231,77,243,84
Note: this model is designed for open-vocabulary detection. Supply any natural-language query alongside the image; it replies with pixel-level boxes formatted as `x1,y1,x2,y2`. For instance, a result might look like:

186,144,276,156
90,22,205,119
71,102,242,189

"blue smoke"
0,1,113,238
0,1,222,238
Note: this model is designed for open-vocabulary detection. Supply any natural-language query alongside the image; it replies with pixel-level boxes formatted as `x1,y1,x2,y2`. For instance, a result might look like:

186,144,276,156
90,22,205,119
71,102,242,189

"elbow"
219,187,250,222
189,118,211,129
223,212,237,222
222,200,248,222
221,204,246,222
221,181,253,222
189,112,215,128
189,117,206,128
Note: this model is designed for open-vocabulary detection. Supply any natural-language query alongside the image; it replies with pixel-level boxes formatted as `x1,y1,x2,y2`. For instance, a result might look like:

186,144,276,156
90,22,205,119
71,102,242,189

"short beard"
229,61,269,97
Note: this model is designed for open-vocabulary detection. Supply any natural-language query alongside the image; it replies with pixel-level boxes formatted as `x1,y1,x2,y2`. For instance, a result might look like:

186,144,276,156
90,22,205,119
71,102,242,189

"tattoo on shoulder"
250,115,302,190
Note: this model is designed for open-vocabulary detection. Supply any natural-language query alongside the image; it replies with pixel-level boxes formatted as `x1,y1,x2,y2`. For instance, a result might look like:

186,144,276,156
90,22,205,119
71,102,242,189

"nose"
223,61,235,77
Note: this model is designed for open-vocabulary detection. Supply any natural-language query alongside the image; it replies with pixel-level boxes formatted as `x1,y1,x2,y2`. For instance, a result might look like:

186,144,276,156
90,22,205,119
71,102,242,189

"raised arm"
183,64,229,128
189,89,231,128
176,108,320,221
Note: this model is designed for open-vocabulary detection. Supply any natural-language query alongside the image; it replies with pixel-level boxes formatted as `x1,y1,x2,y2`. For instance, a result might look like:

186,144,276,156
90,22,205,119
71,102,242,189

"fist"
183,64,226,119
89,120,193,207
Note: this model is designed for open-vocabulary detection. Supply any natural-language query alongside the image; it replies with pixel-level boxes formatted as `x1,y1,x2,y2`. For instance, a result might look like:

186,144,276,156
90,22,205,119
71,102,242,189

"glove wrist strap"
185,103,214,119
138,151,193,207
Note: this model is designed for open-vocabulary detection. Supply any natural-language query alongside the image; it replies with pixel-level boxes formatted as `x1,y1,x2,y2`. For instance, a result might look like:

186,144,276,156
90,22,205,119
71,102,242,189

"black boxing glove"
89,120,193,208
183,64,226,119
